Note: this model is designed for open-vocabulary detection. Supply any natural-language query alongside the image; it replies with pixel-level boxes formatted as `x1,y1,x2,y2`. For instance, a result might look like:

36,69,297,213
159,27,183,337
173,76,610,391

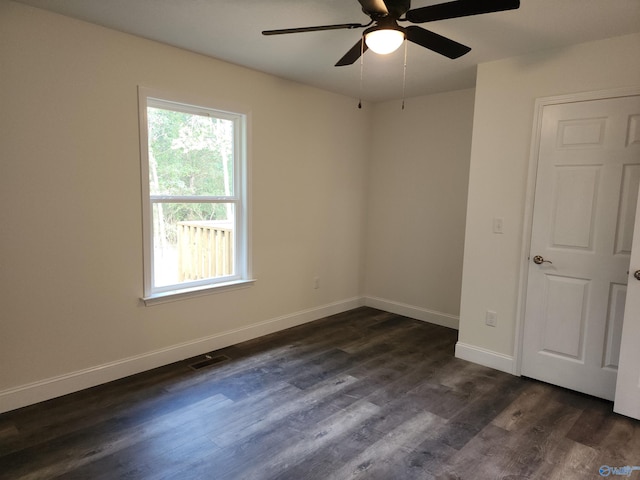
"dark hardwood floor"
1,307,639,479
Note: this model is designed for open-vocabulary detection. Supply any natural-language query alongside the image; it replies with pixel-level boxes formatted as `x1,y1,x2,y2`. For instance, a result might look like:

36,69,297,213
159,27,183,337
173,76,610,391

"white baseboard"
0,297,364,414
363,296,459,330
455,342,516,375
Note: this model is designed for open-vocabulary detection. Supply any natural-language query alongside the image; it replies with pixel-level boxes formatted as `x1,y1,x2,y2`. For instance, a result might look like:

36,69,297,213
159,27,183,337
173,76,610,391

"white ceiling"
14,0,640,102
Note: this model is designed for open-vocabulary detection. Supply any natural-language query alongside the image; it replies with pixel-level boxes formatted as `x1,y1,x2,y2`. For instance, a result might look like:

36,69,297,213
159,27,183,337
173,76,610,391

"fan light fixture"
364,27,405,55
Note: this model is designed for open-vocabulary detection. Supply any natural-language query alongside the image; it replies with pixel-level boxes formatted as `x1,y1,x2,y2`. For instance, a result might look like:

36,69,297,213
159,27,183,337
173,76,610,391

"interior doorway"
520,91,640,401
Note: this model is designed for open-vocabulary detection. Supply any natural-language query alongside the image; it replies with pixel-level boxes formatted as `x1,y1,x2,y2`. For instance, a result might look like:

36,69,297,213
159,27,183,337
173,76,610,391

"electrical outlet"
313,276,320,289
486,310,497,327
493,217,504,234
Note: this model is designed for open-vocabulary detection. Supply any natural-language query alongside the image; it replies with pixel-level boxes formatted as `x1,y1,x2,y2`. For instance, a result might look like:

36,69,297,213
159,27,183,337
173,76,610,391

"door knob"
533,255,552,265
635,270,640,281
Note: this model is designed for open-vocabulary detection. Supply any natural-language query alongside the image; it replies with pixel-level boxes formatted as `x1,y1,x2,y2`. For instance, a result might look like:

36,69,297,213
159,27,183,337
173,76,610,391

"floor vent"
188,354,230,371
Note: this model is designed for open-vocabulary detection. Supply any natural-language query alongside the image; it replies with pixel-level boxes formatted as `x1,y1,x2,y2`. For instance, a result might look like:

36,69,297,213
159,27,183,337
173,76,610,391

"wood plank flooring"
1,307,639,479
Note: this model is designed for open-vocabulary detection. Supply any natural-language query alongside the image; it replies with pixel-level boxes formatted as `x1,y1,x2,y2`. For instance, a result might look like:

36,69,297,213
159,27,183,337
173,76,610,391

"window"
138,88,250,303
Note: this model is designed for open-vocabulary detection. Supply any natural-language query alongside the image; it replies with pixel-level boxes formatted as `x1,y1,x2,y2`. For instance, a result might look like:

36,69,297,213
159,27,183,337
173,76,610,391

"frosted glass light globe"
365,29,405,55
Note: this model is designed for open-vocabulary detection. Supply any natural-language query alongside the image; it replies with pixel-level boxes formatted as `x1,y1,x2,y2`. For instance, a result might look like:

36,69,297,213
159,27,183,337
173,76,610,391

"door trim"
514,86,640,377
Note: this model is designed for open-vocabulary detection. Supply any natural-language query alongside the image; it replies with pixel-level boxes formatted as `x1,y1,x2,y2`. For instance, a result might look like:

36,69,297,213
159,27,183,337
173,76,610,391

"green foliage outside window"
147,107,234,244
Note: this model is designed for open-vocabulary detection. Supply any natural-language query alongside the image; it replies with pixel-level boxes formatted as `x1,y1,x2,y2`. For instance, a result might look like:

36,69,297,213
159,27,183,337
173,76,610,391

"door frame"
514,86,640,378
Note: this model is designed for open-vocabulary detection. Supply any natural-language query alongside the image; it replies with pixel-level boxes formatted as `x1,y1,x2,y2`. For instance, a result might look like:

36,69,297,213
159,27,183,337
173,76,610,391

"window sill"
142,279,256,306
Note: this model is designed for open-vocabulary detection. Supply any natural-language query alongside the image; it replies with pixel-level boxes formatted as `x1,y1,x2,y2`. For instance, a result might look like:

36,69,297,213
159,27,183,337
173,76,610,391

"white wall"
0,1,370,412
458,33,640,371
364,90,475,328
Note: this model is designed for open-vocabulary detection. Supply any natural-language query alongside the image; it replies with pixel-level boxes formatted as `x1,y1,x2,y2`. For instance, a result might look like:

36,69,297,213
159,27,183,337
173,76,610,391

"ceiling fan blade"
262,23,366,35
335,38,368,66
382,0,412,18
358,0,412,18
405,26,471,59
358,0,389,16
406,0,520,24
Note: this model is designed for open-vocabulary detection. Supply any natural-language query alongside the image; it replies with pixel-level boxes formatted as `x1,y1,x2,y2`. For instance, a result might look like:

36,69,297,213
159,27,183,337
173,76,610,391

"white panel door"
615,152,640,420
522,95,640,401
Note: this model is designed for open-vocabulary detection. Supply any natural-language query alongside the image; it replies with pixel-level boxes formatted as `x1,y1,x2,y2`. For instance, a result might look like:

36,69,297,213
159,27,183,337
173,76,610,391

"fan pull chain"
401,39,408,110
358,36,364,109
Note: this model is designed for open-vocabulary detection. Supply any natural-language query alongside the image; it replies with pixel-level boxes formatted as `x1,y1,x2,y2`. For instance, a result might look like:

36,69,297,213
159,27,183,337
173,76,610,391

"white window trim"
138,87,253,305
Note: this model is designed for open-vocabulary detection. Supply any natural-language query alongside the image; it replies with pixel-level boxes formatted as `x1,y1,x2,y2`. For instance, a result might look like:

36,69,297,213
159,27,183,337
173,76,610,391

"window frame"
138,87,252,305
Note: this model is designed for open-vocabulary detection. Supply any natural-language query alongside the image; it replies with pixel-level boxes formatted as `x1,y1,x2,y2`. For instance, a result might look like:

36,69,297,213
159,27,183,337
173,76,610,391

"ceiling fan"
262,0,520,66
